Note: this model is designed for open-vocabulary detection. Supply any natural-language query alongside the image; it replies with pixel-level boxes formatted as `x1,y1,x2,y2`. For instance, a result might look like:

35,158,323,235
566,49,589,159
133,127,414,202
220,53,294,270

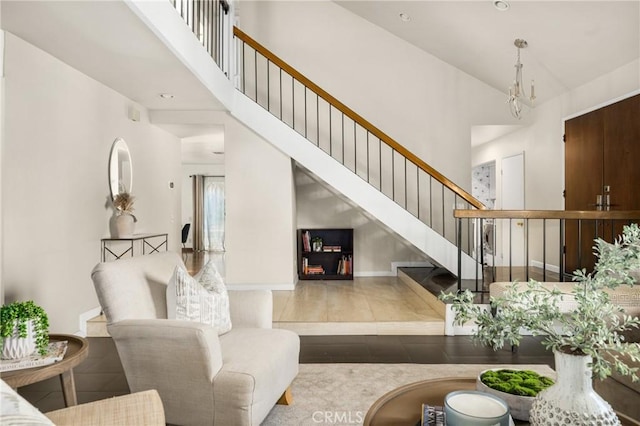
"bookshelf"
298,228,354,280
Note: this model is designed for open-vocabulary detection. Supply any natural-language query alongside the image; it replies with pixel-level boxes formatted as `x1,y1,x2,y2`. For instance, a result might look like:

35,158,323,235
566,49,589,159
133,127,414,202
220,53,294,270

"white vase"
1,320,36,360
529,350,620,425
115,213,135,238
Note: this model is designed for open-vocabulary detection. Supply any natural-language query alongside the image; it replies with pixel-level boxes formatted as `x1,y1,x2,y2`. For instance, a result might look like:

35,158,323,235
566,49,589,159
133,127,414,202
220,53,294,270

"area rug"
262,363,554,426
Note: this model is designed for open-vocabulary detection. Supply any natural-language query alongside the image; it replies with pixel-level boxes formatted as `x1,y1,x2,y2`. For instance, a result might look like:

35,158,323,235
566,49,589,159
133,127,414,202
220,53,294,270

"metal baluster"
509,218,513,281
392,150,395,202
266,59,270,113
441,185,445,238
560,219,565,282
279,69,282,119
403,158,407,209
577,219,583,270
254,50,257,102
542,218,547,281
341,114,345,165
366,132,370,184
417,170,420,220
525,218,530,282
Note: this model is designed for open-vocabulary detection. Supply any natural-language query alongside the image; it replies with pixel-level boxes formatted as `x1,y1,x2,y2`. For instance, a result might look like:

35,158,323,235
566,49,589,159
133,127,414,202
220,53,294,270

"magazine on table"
0,341,68,372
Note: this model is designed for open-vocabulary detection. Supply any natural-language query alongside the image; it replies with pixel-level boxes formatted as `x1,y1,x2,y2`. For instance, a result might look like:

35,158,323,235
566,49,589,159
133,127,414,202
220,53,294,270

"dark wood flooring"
16,335,554,414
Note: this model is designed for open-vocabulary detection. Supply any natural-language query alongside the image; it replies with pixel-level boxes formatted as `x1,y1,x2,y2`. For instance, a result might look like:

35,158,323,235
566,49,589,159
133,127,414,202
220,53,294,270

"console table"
101,233,168,261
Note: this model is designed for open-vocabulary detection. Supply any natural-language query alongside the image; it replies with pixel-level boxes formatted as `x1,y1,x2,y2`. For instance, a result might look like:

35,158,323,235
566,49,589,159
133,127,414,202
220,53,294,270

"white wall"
220,112,297,289
472,59,640,269
1,33,182,333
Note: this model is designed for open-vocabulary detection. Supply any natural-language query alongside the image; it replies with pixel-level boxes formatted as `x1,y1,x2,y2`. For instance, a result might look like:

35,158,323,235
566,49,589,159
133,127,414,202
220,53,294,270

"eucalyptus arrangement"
1,300,50,356
441,223,640,382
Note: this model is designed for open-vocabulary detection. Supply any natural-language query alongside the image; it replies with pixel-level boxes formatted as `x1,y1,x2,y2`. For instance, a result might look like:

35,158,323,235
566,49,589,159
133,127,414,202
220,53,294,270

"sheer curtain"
203,176,225,251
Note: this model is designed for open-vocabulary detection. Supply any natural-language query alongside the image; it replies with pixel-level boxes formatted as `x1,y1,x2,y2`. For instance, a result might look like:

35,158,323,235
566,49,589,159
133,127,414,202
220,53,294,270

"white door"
501,153,525,266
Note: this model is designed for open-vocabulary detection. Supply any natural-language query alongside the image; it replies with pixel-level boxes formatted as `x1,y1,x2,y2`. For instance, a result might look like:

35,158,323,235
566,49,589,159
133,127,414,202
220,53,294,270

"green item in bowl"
480,369,554,397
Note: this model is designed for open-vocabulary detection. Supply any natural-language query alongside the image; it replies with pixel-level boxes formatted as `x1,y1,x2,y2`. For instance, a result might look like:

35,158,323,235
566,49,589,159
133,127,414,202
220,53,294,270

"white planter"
1,320,36,360
529,351,620,425
115,213,135,238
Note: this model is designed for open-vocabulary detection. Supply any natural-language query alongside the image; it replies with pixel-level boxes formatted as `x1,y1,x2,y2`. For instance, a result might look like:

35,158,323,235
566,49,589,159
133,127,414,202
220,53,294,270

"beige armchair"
91,252,300,426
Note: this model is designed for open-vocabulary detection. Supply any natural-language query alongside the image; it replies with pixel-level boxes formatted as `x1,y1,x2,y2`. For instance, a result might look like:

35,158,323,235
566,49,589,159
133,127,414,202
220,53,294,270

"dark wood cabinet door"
564,108,604,274
564,94,640,274
603,95,640,242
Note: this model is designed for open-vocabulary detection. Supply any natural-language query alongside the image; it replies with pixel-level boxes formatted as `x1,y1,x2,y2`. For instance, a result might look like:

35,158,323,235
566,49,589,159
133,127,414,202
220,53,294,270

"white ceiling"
336,1,640,106
2,1,638,153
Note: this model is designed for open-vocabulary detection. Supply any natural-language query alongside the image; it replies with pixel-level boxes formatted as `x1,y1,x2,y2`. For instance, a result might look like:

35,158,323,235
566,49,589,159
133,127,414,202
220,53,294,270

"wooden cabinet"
564,94,640,272
298,229,353,280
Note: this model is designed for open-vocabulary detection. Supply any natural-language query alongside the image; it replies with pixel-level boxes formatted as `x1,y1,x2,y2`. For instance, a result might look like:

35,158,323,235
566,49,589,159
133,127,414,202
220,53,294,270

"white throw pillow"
166,261,232,335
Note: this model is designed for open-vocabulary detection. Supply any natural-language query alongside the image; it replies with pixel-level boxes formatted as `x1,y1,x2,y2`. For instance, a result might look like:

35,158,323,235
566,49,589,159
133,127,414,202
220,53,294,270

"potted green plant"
441,223,640,425
113,192,137,237
1,300,50,359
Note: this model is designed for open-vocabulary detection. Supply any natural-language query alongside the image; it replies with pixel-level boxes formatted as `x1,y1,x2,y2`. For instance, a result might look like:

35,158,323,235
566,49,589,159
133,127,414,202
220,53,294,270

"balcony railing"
171,0,229,72
454,209,640,292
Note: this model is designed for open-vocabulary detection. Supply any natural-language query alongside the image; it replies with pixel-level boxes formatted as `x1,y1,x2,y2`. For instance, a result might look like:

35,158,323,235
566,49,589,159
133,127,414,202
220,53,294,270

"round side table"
1,334,89,407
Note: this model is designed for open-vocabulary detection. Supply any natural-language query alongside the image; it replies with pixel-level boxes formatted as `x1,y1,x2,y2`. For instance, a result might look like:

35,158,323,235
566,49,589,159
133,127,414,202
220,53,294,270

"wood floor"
89,251,446,337
15,334,555,414
87,251,564,337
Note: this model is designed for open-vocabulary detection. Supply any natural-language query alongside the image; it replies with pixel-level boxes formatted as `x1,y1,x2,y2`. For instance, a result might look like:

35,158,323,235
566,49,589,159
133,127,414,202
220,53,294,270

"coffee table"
1,334,89,407
363,377,640,426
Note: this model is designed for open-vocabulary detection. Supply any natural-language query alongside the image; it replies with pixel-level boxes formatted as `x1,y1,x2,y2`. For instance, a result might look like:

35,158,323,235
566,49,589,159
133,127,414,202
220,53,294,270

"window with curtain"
203,176,225,251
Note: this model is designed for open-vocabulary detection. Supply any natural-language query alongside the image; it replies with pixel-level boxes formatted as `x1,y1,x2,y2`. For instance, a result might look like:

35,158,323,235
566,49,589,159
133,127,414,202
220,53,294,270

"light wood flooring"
88,251,445,336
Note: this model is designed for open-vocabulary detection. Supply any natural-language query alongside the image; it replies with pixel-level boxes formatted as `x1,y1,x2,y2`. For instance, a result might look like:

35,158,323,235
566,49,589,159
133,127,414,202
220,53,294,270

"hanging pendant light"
507,39,536,119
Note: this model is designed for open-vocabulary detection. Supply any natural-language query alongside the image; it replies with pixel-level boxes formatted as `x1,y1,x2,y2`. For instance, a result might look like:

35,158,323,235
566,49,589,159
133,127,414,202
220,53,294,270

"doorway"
501,153,525,267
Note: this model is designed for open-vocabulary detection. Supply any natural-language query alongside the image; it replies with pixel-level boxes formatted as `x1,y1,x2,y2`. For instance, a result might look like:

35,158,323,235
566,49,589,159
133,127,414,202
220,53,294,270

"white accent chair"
91,252,300,426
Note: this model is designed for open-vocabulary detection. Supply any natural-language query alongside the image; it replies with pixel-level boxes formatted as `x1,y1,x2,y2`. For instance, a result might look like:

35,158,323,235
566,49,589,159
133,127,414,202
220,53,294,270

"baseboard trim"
530,260,560,274
226,283,296,291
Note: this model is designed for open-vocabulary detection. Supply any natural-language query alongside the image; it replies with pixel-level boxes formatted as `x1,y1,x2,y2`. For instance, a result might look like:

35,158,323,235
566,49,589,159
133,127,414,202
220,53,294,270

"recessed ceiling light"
493,0,510,11
399,13,411,22
159,93,174,99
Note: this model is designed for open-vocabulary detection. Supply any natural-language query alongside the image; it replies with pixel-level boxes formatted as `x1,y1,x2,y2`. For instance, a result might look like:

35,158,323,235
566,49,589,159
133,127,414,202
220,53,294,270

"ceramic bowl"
476,369,542,422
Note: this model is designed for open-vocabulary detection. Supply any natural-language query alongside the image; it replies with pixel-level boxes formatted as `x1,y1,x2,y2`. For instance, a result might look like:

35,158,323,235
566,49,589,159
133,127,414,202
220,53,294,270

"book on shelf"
322,245,342,252
306,265,325,274
0,341,68,372
420,404,446,426
337,255,352,275
302,257,325,274
302,230,311,252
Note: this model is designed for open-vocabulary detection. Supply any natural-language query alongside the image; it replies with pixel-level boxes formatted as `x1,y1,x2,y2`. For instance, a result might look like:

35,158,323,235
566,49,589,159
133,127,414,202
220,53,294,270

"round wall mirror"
108,137,132,200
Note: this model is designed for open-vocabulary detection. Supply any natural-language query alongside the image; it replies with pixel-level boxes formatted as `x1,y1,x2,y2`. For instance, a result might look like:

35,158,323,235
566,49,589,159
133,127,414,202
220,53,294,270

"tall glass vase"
529,350,620,425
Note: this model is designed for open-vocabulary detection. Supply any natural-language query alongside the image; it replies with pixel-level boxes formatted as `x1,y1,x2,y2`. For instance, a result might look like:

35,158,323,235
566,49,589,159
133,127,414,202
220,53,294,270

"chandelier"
507,39,535,119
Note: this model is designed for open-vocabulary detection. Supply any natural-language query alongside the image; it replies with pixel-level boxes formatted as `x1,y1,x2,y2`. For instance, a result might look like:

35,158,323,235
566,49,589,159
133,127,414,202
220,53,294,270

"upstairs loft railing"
454,209,640,292
233,27,485,250
171,0,229,72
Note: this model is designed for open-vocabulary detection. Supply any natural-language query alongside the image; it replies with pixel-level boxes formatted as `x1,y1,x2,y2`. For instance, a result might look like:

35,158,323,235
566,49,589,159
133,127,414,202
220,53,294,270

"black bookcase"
298,229,354,280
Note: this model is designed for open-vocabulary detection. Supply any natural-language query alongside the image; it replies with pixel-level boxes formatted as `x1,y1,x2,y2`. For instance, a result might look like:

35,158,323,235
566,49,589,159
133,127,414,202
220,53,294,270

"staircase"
127,1,485,278
230,28,484,278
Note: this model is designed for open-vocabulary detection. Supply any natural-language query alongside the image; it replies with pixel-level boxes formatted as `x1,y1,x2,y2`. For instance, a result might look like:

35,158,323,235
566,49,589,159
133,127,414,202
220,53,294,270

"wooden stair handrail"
234,26,485,210
454,210,640,220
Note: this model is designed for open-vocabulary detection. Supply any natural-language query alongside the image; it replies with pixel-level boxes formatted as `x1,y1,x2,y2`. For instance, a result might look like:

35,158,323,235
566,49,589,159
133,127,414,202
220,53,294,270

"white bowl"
476,369,541,422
